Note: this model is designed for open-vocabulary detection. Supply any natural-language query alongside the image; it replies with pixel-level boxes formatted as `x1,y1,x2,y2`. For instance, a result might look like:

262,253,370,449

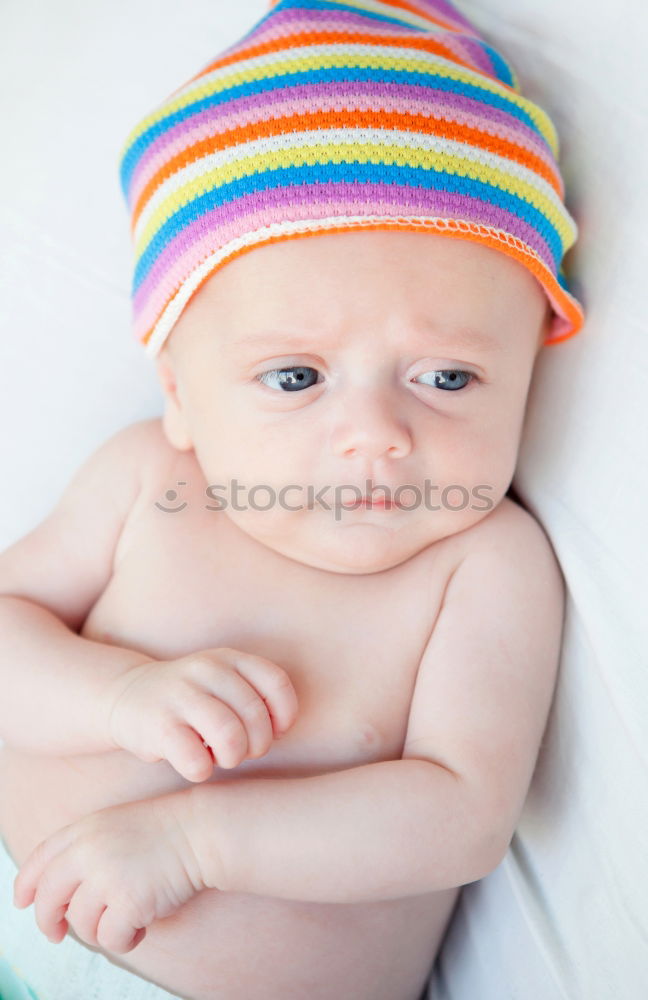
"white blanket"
428,2,648,997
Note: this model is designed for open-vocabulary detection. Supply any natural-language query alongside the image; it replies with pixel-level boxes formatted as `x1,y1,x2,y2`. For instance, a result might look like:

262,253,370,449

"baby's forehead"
166,231,549,363
203,234,529,321
209,229,523,293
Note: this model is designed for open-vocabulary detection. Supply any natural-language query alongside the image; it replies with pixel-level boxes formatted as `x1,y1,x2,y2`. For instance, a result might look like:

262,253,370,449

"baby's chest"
81,512,449,774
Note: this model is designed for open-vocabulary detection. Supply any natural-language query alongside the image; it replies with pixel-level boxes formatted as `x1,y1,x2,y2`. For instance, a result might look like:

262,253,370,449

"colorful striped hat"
118,0,585,359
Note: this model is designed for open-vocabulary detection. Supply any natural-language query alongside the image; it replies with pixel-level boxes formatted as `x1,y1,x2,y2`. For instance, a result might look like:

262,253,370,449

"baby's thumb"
162,723,215,782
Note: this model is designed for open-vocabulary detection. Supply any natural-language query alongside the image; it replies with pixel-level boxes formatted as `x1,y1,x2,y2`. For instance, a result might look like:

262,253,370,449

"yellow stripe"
120,48,558,168
311,0,448,33
134,140,573,260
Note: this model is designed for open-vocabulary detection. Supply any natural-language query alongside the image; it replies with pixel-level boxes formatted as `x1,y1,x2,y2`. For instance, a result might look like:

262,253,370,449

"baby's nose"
331,393,413,461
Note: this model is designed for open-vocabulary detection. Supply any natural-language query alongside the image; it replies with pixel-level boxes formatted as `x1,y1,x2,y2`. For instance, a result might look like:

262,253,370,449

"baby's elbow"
474,791,528,881
459,821,507,885
456,782,521,885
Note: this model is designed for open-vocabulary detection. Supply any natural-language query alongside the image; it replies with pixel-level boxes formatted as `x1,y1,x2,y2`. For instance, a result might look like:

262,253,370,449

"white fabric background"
0,2,646,998
428,1,648,997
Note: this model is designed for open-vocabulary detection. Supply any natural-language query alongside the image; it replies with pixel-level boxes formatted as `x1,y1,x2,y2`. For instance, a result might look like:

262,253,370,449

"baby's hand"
12,792,205,954
105,647,298,782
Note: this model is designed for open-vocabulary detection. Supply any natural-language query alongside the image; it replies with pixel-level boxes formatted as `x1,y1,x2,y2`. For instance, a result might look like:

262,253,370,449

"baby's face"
157,230,550,574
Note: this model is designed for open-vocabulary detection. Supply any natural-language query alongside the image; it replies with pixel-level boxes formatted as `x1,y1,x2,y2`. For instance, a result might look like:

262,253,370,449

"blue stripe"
220,0,432,55
556,260,571,295
132,161,562,294
265,0,433,34
479,42,515,89
120,65,541,196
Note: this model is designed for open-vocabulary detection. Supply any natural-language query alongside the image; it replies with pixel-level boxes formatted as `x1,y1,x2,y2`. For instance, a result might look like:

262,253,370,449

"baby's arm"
0,421,157,754
12,500,563,951
0,419,298,769
0,597,155,755
184,500,566,902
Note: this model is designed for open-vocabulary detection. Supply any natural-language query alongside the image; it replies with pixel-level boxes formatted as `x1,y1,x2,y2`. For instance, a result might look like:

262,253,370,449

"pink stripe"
130,89,556,210
134,186,555,340
220,9,488,72
212,6,465,79
409,0,481,34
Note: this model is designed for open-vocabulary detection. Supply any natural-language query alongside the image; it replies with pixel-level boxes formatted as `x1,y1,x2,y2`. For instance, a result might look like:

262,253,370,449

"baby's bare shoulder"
446,495,567,677
0,418,179,632
107,416,191,544
111,416,176,472
119,416,202,505
459,495,560,572
102,416,185,502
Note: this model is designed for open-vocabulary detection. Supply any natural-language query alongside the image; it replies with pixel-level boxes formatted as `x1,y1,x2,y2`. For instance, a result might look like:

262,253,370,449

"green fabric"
0,955,40,1000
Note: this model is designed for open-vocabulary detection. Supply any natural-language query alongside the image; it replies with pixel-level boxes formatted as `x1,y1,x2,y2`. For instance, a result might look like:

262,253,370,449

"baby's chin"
228,509,448,576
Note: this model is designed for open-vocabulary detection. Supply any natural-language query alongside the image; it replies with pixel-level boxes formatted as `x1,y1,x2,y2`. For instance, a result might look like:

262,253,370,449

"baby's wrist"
101,656,157,751
180,783,230,892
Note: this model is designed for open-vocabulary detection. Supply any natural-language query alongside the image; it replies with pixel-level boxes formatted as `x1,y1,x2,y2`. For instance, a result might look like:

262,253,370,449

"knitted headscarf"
118,0,585,358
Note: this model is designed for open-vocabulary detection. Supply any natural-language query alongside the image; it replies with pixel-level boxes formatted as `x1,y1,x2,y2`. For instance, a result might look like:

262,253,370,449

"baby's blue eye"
256,366,474,393
257,366,320,392
414,370,473,391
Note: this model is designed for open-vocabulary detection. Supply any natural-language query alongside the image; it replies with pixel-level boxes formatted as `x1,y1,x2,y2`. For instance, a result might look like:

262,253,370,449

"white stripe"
134,125,565,250
119,2,460,164
161,41,513,117
300,0,446,33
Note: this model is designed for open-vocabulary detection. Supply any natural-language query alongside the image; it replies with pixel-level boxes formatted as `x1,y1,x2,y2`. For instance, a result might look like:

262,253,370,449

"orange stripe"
131,108,560,231
366,0,464,34
179,28,508,93
264,0,460,20
142,220,583,349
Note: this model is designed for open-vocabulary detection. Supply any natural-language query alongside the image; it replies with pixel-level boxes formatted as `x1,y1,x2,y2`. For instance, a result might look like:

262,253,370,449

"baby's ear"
155,353,194,452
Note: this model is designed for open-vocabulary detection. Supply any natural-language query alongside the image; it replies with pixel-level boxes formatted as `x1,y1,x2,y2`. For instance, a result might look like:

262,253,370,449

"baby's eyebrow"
232,323,503,354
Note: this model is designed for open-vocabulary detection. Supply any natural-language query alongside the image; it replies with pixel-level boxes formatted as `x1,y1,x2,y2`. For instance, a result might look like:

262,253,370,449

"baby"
0,1,585,998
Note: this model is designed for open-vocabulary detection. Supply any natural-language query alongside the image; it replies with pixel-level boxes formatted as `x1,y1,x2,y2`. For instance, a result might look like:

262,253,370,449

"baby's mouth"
337,495,403,510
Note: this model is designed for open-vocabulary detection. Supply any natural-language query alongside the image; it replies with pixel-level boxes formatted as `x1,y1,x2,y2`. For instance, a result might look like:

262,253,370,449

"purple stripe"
241,4,499,79
252,6,424,37
212,7,426,69
416,0,479,33
190,11,503,102
134,181,555,313
129,81,549,198
454,34,498,78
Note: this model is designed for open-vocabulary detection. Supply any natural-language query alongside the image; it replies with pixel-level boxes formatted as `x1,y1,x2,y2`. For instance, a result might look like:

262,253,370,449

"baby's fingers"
226,652,299,736
97,906,146,954
32,856,81,942
162,722,215,782
13,824,76,910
